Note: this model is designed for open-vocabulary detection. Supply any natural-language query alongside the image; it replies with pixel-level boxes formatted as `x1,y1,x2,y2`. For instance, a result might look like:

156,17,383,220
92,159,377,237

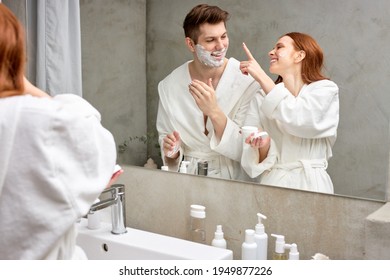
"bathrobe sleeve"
261,80,339,139
240,93,278,179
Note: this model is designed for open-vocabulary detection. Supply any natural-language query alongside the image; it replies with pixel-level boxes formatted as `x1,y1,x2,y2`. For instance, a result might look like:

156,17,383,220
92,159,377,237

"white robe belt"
273,159,328,188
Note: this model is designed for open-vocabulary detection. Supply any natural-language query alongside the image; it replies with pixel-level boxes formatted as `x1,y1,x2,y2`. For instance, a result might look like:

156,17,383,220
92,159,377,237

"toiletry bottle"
287,243,299,260
271,234,288,260
190,204,206,244
254,213,268,260
180,161,190,173
241,229,257,260
211,225,227,249
197,160,208,176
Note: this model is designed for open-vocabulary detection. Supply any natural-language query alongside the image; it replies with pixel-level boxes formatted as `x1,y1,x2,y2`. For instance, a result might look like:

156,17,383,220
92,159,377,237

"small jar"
190,205,206,244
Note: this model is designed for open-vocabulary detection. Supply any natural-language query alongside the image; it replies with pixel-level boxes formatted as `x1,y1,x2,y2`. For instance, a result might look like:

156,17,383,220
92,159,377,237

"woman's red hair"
275,32,328,84
0,4,25,97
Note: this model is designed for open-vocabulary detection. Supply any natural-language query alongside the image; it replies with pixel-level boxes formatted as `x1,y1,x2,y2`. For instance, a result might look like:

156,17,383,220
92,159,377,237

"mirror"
83,0,389,201
146,0,390,202
11,0,389,201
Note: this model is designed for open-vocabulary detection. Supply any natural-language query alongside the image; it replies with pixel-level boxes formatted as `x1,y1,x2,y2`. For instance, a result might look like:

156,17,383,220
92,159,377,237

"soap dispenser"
211,225,227,249
254,213,268,260
271,234,288,260
241,229,257,260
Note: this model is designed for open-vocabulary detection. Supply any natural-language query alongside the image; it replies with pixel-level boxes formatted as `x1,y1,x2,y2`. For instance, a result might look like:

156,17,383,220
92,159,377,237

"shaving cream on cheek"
195,44,227,67
278,51,287,58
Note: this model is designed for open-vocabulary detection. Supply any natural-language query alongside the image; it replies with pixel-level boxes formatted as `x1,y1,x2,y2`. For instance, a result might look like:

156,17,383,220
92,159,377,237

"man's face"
193,22,229,67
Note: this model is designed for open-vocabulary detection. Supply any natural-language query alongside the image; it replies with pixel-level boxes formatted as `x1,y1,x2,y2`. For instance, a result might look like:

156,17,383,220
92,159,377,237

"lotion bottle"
254,213,268,260
241,229,257,260
286,243,300,260
211,225,227,249
271,234,288,260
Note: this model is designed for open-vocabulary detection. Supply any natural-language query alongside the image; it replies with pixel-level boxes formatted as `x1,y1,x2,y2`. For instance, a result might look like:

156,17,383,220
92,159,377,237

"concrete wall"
118,165,388,260
146,0,390,201
80,0,148,166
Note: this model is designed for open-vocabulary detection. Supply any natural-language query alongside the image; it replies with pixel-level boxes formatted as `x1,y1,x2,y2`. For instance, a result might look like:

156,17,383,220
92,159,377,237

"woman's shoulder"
307,79,338,92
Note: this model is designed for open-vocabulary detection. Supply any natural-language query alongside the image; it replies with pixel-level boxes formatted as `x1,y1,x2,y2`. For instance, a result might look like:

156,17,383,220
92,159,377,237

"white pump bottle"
285,243,300,260
254,213,268,260
211,225,227,249
271,234,288,260
241,229,257,260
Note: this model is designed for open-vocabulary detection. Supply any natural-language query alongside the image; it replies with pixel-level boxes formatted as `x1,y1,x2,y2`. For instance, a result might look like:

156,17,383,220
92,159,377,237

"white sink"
76,218,233,260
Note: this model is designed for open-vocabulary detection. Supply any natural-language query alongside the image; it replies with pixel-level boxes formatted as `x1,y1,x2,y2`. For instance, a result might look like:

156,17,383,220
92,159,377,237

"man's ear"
295,50,306,63
185,37,195,52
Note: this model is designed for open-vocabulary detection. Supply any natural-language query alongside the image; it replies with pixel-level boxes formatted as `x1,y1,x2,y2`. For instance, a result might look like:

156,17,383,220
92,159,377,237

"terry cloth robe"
241,80,339,193
157,58,260,180
0,94,116,259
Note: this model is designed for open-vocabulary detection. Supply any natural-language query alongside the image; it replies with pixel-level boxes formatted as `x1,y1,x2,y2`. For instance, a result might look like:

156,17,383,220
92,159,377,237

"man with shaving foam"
157,4,260,180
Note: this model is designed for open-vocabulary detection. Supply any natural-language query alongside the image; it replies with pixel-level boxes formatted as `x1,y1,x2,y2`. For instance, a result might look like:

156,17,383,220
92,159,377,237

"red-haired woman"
0,4,121,259
239,32,339,193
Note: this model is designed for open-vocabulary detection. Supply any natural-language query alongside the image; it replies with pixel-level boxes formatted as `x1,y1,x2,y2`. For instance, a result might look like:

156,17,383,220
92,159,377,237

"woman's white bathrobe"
157,58,260,180
0,94,116,259
241,80,339,193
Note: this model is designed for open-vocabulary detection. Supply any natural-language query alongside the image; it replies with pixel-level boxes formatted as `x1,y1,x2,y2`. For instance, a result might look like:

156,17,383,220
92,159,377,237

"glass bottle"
190,204,206,244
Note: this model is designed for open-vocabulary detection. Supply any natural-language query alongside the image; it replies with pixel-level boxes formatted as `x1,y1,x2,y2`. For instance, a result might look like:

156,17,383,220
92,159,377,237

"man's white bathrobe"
157,58,260,180
241,80,339,193
0,94,116,259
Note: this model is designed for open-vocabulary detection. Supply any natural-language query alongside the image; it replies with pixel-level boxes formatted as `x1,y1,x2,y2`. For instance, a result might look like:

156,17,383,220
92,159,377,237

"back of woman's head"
0,4,25,97
183,4,229,44
276,32,328,84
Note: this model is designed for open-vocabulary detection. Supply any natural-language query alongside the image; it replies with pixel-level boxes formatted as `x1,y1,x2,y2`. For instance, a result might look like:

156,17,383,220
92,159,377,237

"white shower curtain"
25,0,82,96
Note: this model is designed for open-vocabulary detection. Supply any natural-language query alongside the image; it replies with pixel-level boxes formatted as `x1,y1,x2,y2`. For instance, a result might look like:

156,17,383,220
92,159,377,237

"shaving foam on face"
195,44,227,67
278,51,287,58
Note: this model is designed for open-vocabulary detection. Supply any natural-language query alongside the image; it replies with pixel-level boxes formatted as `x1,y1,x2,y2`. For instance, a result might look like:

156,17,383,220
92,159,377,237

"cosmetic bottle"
286,243,300,260
211,225,227,249
190,204,206,244
180,161,190,173
254,213,268,260
241,229,257,260
271,234,288,260
197,160,208,176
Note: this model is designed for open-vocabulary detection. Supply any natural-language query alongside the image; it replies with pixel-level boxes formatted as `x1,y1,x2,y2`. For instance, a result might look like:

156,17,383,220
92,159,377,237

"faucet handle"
102,184,125,195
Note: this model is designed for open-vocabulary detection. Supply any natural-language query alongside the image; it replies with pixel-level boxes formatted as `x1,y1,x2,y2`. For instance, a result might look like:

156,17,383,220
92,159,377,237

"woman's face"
268,36,299,75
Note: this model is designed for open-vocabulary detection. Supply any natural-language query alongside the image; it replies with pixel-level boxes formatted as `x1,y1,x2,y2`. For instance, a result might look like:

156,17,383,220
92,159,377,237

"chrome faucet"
89,184,127,234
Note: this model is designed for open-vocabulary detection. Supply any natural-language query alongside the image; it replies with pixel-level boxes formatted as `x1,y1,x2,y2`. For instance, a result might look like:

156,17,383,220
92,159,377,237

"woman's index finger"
242,42,255,60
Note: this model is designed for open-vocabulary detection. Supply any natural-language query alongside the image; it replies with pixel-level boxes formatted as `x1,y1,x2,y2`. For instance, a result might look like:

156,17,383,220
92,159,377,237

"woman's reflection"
240,32,339,194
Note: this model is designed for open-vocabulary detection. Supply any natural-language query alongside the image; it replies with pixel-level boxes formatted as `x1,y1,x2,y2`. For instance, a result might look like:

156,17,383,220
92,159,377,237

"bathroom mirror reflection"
9,0,389,202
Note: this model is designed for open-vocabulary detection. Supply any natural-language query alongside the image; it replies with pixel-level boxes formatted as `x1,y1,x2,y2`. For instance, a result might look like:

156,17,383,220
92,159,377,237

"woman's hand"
245,132,271,163
106,168,124,189
240,43,264,80
240,43,275,94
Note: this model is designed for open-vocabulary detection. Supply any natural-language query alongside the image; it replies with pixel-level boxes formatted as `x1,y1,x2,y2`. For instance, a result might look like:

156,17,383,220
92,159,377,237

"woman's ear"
185,37,195,52
295,50,306,63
